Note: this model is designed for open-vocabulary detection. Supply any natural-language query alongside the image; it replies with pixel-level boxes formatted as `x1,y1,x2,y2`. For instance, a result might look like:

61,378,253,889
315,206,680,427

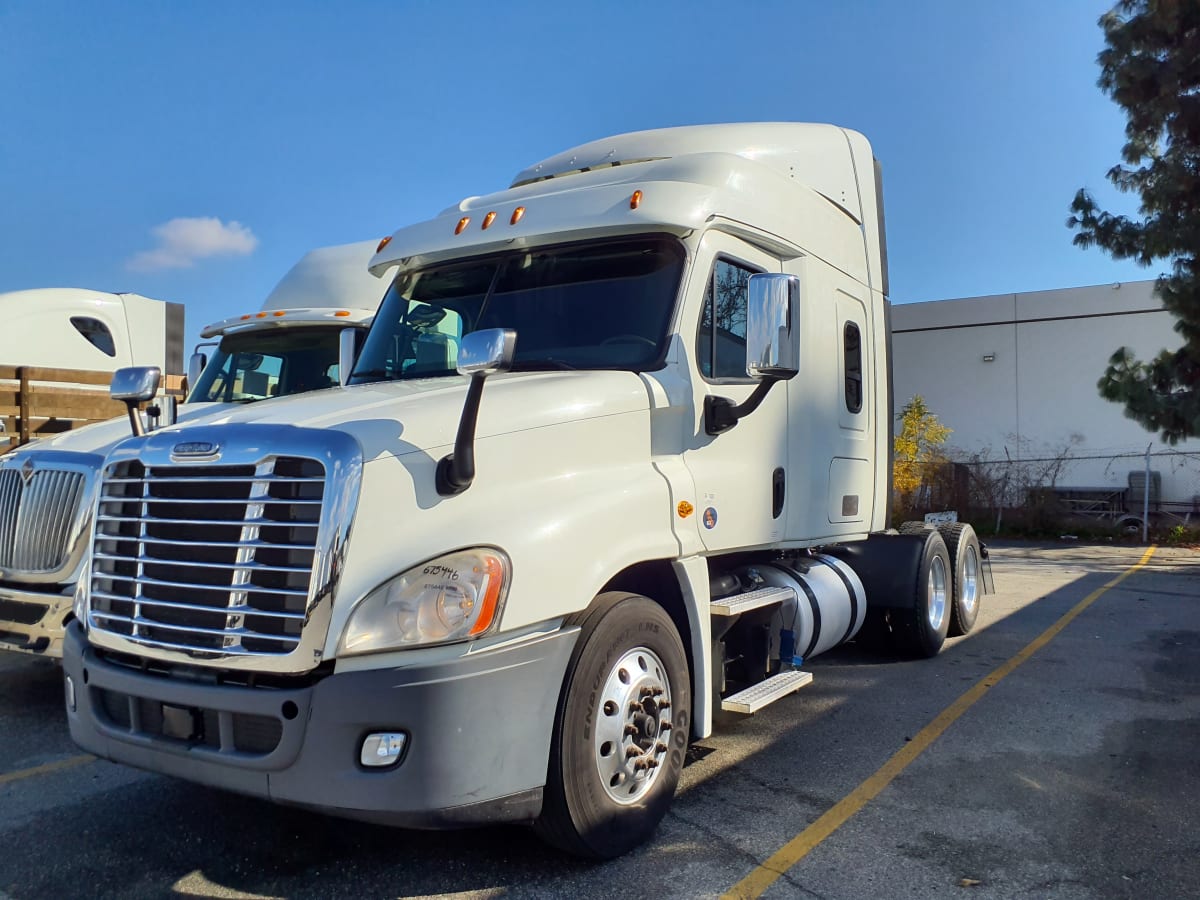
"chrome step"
721,669,813,714
710,586,795,617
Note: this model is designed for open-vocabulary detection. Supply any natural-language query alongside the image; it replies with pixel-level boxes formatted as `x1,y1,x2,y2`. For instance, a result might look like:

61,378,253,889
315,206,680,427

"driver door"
681,232,787,552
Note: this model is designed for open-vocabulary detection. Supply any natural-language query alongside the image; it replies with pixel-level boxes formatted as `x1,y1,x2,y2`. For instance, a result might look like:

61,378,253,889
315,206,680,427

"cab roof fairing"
367,151,864,280
510,122,869,222
199,307,377,340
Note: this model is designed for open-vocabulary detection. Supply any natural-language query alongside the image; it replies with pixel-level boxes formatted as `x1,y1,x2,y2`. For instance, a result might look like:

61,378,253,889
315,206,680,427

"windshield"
349,236,684,383
189,326,357,403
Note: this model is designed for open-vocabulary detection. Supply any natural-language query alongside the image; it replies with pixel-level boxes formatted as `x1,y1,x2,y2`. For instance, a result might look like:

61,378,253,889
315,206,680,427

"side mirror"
457,328,516,376
187,352,207,395
338,327,358,387
703,274,801,436
110,366,161,436
437,328,517,495
746,273,800,380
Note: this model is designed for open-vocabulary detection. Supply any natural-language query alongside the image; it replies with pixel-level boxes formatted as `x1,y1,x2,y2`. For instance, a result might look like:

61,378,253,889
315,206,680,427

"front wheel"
535,592,691,858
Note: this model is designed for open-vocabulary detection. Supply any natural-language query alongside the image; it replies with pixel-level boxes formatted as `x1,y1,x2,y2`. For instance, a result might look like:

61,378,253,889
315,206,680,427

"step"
721,669,814,714
710,586,795,617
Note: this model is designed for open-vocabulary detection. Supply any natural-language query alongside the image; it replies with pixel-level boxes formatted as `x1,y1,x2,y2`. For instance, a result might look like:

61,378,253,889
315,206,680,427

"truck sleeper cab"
64,125,987,858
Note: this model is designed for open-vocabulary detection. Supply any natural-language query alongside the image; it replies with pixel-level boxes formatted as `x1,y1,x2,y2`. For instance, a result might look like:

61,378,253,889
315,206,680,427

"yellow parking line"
0,754,94,786
722,545,1158,899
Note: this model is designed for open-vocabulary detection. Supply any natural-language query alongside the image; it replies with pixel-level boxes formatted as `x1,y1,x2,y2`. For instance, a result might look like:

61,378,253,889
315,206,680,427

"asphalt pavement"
1,542,1196,899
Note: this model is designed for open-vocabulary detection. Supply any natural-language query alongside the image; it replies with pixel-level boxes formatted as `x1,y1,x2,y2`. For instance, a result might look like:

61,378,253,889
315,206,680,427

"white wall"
892,280,1200,509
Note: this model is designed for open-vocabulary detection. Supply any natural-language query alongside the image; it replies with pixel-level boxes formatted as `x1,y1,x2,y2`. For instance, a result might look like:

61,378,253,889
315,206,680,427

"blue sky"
0,1,1149,346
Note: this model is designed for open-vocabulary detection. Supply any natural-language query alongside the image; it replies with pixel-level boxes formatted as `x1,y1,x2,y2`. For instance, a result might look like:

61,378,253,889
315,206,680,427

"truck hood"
7,403,232,459
135,371,652,462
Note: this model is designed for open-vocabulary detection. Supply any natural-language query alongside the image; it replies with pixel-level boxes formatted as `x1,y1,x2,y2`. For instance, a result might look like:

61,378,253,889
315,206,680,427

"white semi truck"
64,125,987,858
0,241,381,657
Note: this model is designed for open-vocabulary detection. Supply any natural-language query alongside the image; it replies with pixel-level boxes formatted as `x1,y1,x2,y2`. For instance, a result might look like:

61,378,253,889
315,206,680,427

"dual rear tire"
898,520,983,638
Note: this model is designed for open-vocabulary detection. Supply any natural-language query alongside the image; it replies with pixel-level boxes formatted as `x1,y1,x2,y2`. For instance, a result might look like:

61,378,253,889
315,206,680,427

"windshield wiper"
349,369,398,381
508,359,577,372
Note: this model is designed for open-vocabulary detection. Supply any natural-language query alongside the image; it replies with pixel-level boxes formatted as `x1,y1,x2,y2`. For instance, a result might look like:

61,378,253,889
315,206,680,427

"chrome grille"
89,456,325,657
0,467,87,574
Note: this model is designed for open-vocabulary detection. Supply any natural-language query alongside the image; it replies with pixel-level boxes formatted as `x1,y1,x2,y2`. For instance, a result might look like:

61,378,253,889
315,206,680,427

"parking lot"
2,542,1197,899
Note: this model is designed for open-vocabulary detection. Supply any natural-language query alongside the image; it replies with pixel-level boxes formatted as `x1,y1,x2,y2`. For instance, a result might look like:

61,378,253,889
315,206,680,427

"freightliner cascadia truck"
0,241,381,657
63,124,987,858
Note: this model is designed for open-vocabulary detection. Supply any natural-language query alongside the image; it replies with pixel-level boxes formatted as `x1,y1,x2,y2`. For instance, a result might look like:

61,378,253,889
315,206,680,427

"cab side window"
71,316,116,357
844,322,863,413
697,258,758,379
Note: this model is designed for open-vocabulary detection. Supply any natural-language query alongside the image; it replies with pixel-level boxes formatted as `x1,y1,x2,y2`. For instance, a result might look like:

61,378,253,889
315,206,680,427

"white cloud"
127,216,258,271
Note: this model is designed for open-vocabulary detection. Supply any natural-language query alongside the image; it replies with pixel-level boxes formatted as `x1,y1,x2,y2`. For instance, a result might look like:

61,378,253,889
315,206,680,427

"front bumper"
0,585,73,657
64,621,578,827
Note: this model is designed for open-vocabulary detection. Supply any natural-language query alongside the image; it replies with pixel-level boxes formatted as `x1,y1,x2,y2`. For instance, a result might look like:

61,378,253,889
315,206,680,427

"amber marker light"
376,235,392,253
482,211,497,230
630,189,643,210
273,311,286,317
466,554,507,636
240,314,252,321
455,216,471,235
510,206,526,225
255,312,268,318
334,310,351,317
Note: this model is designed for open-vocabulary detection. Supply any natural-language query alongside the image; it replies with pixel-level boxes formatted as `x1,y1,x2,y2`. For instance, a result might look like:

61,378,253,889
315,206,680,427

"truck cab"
63,125,982,858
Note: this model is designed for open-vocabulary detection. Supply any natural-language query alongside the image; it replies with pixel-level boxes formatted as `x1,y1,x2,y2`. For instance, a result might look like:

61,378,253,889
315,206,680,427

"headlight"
338,548,509,655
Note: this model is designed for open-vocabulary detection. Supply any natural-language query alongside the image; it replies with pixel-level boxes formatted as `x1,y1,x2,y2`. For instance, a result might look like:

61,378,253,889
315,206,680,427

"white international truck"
63,124,988,858
0,241,381,657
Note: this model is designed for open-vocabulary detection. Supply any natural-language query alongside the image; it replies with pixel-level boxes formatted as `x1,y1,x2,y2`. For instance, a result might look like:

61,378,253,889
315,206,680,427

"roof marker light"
482,211,497,230
376,235,392,253
510,206,526,225
334,310,351,317
255,312,268,318
273,311,286,317
240,314,252,321
630,190,643,210
455,217,470,235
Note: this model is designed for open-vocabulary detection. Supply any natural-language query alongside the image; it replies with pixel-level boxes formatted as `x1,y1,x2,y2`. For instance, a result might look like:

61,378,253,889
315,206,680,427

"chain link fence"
899,445,1200,538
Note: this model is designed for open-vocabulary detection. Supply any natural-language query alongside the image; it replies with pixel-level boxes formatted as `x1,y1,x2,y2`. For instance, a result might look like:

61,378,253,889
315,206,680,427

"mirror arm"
436,372,488,495
704,376,782,436
123,401,146,437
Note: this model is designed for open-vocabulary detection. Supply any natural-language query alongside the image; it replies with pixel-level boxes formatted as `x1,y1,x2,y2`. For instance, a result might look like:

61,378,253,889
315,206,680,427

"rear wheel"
895,530,952,658
939,522,982,636
535,592,690,858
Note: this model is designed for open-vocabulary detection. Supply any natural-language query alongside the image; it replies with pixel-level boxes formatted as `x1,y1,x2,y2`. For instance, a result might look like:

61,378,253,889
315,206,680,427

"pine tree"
1068,0,1200,444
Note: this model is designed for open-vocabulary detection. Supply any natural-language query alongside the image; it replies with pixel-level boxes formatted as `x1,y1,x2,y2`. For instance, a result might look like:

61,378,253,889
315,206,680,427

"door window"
697,258,759,380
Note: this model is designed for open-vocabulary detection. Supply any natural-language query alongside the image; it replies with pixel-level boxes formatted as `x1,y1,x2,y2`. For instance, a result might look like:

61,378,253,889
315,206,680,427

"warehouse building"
891,280,1200,519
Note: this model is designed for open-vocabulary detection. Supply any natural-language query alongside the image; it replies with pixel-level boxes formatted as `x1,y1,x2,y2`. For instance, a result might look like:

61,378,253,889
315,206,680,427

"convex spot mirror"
746,273,800,380
457,328,516,376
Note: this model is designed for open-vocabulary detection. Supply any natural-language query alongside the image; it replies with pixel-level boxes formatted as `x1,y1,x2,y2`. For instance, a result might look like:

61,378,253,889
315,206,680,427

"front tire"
535,592,690,858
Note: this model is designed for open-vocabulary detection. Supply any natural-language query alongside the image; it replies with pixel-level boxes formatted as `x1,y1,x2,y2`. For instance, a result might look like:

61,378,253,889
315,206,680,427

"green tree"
893,395,951,513
1068,0,1200,444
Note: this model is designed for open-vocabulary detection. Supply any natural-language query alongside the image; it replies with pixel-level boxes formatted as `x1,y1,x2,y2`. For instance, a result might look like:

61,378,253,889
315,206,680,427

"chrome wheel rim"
593,646,672,805
927,556,948,631
961,545,980,616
